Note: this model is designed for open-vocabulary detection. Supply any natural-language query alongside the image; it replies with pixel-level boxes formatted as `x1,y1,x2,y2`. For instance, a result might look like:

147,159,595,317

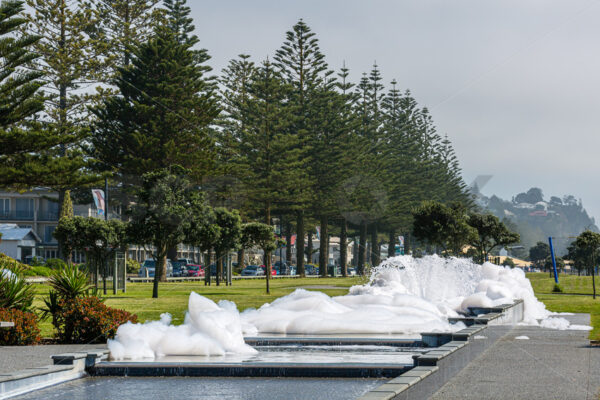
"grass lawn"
527,272,600,341
32,277,366,338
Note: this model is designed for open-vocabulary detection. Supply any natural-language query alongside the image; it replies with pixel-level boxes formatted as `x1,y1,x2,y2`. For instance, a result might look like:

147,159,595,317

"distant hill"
473,187,599,256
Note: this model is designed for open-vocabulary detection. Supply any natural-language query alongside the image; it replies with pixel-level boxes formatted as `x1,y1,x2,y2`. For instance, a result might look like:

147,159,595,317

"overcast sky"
189,0,600,221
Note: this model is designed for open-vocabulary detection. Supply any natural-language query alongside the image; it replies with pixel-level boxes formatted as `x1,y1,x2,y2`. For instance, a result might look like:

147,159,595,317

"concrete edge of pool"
356,299,524,400
0,300,524,400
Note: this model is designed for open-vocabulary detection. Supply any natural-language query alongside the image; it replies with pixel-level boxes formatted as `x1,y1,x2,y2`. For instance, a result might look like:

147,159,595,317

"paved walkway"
0,344,107,374
430,314,599,400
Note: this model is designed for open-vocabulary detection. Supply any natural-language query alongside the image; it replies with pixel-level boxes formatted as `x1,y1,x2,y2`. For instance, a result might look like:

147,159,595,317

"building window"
15,198,34,219
44,225,57,243
0,198,9,216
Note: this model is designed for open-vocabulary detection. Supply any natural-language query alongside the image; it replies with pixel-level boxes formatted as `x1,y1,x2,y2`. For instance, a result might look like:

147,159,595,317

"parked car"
260,265,277,276
178,258,194,265
186,264,204,277
305,264,319,275
241,265,264,276
348,267,357,276
274,261,294,275
172,261,188,277
138,259,173,278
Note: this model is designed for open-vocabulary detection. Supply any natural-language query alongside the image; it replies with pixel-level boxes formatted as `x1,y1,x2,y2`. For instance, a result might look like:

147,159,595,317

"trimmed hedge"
53,297,137,343
0,308,41,345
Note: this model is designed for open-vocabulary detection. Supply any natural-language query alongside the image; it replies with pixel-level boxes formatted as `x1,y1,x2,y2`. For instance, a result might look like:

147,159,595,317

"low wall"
357,299,524,400
0,350,107,400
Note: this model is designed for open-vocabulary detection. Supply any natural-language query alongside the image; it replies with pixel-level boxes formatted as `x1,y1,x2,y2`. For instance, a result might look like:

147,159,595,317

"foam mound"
108,255,589,360
108,292,257,360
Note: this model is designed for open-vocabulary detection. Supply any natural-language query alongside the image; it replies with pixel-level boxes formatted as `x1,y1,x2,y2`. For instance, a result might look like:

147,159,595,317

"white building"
0,224,41,261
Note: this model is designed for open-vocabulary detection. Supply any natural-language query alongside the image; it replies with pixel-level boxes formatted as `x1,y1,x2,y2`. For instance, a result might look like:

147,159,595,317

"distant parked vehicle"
260,265,277,276
178,258,194,265
241,265,264,276
138,259,173,278
273,261,291,275
347,267,357,276
305,264,319,275
172,261,188,277
186,264,204,277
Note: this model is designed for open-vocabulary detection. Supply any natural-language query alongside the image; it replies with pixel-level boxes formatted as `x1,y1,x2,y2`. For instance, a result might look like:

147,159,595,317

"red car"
186,264,205,277
260,265,277,276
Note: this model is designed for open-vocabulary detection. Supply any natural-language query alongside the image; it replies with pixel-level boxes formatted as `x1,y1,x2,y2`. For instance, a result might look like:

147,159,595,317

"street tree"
412,201,475,256
127,169,196,298
467,214,520,263
241,222,276,293
529,241,551,268
569,230,600,298
212,208,242,286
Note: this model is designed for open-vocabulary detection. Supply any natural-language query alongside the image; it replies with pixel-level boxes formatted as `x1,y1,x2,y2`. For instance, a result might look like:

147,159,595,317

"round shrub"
44,258,67,270
54,297,137,343
126,259,141,274
0,308,41,345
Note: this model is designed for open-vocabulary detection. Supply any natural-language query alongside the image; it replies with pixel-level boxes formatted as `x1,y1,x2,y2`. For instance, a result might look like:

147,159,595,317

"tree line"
0,0,476,294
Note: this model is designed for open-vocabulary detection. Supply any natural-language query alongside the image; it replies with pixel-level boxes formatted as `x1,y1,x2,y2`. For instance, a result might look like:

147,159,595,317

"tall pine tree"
91,24,219,185
274,19,326,276
1,0,92,189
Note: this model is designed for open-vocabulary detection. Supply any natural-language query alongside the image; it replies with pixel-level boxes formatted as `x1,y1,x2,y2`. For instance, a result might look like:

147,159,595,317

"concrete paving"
0,344,107,374
430,314,599,400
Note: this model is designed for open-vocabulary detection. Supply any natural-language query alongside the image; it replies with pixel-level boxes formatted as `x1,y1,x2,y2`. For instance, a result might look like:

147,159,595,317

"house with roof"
0,224,41,262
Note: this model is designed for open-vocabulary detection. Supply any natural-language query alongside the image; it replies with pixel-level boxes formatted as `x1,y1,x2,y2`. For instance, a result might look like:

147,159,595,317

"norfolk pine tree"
274,19,327,276
91,24,219,185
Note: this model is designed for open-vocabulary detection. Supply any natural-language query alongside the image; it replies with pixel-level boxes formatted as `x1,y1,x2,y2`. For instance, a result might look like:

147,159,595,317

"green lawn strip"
32,277,363,338
527,273,600,341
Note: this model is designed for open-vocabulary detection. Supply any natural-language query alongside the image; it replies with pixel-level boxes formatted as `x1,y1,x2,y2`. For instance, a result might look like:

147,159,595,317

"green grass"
32,277,365,338
527,272,600,341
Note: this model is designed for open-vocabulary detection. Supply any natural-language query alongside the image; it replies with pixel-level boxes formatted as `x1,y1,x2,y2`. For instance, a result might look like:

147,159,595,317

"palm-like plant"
0,271,34,312
48,264,91,300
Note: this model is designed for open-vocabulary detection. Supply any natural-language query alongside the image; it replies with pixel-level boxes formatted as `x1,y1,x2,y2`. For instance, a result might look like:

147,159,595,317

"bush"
126,258,141,274
0,270,34,311
48,264,91,299
552,283,564,293
45,258,67,270
21,266,53,277
53,297,137,343
0,308,41,345
0,252,26,274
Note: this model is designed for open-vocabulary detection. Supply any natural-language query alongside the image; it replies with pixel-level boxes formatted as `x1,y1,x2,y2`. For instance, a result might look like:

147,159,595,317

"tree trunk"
204,251,211,286
152,246,166,298
358,221,367,275
216,250,221,286
297,211,305,276
307,229,313,266
167,246,178,263
319,215,328,277
237,248,245,271
371,225,380,267
404,232,410,255
388,229,396,259
160,254,167,282
285,222,292,266
265,205,271,293
352,237,358,267
340,219,347,277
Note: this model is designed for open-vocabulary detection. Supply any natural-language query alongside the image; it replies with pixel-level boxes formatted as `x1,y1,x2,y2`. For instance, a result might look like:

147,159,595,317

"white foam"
515,336,529,340
108,292,257,360
108,255,590,359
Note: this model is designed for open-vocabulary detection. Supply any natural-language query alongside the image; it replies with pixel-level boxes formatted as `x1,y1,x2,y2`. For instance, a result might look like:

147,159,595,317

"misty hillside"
474,187,599,256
